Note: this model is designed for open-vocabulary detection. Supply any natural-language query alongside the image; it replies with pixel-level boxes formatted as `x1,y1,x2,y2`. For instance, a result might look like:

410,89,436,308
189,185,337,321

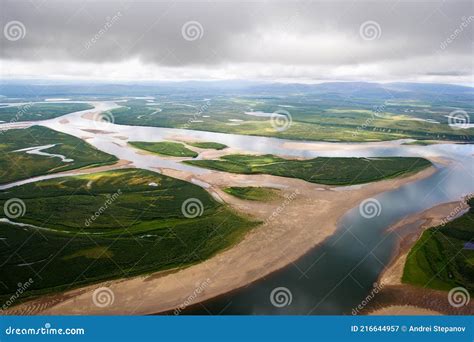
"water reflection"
2,101,473,314
184,160,473,314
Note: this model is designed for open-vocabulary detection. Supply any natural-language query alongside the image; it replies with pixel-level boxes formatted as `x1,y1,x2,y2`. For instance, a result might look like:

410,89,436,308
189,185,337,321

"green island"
402,140,440,146
186,142,228,150
110,95,473,143
184,154,432,185
129,141,198,158
0,103,93,122
402,198,474,292
0,169,257,302
223,187,280,201
0,126,118,184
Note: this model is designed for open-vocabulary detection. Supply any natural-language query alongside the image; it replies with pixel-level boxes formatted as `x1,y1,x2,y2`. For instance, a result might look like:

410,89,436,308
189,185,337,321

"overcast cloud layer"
0,0,473,84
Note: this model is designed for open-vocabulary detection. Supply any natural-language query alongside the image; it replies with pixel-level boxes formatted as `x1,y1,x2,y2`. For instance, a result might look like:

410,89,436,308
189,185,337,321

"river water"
1,101,473,314
184,160,473,314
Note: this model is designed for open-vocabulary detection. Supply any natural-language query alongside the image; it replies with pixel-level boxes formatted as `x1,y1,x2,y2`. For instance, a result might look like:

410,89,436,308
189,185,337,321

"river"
1,101,473,314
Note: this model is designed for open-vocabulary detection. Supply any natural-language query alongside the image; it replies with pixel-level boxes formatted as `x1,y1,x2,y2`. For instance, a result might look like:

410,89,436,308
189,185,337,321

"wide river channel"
1,101,473,314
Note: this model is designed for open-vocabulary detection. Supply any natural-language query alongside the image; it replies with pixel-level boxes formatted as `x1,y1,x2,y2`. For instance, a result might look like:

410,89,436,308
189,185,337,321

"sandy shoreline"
4,164,437,315
369,305,441,315
367,199,472,315
379,201,468,287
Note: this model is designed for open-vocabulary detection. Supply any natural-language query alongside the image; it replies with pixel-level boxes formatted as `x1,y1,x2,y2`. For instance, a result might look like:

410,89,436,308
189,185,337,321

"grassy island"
185,154,432,186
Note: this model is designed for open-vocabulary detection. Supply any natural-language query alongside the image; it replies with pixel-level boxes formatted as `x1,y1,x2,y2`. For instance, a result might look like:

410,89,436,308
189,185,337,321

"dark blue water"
184,156,474,315
2,104,472,315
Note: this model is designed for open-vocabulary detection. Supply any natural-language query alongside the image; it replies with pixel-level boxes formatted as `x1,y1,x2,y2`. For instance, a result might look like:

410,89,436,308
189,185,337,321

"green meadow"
223,187,280,201
129,141,198,158
0,126,118,184
185,154,432,185
402,199,474,292
402,140,440,146
111,96,473,143
186,142,228,150
0,169,257,303
0,103,93,122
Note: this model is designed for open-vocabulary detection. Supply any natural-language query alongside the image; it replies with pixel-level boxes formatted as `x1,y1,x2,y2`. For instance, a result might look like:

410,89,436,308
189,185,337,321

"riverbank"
369,305,440,315
0,159,133,190
367,199,473,315
4,165,436,315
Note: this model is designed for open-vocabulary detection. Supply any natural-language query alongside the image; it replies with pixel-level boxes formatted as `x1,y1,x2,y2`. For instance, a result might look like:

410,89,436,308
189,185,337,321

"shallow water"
1,101,473,314
35,101,472,171
184,160,473,314
13,144,74,163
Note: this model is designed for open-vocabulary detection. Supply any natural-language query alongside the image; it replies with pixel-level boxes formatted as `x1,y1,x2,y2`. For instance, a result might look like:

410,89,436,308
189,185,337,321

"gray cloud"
0,0,473,83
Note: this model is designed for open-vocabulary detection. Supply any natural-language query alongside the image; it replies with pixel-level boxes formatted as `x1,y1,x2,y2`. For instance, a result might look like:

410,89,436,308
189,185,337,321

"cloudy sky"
0,0,473,84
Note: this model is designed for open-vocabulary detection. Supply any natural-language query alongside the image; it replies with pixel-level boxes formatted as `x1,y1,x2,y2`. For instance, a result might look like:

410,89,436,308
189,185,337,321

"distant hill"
0,80,472,99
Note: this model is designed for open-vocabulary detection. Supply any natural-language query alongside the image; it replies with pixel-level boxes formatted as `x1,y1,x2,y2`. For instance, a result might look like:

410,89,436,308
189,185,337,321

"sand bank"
5,166,436,315
380,201,469,287
369,305,440,315
365,199,473,315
